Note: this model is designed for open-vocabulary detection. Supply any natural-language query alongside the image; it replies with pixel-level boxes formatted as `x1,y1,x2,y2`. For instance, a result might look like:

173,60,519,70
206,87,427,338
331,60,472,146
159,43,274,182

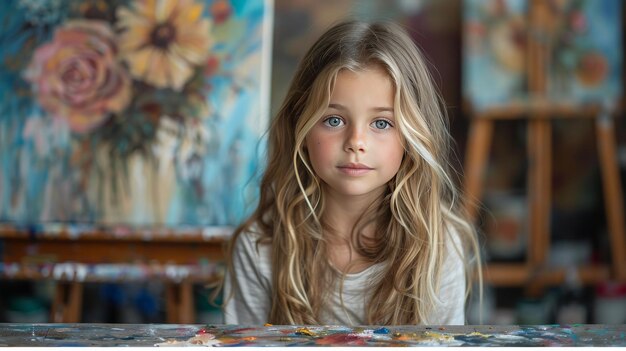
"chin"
335,186,385,198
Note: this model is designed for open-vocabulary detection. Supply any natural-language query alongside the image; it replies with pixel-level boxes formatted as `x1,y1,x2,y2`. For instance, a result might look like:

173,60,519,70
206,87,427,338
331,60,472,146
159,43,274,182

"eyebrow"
328,103,394,113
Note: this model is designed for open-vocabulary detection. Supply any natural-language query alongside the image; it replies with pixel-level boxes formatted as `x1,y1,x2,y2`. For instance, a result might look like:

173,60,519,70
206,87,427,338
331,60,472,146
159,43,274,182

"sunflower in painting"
117,0,212,91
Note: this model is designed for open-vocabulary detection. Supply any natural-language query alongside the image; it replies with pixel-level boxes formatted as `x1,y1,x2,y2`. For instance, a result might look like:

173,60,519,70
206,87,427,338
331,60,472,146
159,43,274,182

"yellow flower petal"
155,0,177,22
134,0,157,22
117,6,152,28
118,24,153,53
174,21,211,64
125,47,154,80
169,41,205,66
168,43,193,64
172,0,204,27
147,49,171,89
164,52,193,91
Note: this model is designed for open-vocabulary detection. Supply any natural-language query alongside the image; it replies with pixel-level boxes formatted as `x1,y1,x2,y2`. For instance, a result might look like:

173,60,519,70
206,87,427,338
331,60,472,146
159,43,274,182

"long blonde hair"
225,19,482,325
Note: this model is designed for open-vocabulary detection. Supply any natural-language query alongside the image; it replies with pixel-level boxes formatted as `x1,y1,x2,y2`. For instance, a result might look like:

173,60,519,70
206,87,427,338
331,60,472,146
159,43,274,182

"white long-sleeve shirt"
223,230,467,325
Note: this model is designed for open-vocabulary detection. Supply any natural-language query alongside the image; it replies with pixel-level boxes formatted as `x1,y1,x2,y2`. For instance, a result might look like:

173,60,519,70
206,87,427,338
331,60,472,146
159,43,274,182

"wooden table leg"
596,113,626,281
165,284,176,324
179,281,194,323
165,281,195,323
51,281,83,323
464,118,495,222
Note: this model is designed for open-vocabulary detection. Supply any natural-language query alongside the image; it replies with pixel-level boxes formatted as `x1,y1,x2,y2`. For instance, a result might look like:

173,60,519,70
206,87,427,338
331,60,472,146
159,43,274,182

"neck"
320,185,388,274
321,186,383,243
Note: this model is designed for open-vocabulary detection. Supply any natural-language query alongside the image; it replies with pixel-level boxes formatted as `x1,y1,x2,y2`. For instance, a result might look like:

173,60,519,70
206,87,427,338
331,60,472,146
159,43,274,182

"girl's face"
305,65,404,203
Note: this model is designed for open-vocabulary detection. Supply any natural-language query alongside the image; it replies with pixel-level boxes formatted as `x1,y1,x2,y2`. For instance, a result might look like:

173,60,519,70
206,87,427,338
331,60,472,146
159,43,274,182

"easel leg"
596,114,626,280
527,119,552,268
525,118,552,296
464,118,494,222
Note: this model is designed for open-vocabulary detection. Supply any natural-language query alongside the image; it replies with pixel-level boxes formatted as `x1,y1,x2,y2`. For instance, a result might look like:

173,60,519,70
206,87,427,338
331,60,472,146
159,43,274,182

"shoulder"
443,224,466,266
438,224,467,291
231,225,272,274
438,225,467,294
428,225,467,324
232,222,261,248
233,227,263,251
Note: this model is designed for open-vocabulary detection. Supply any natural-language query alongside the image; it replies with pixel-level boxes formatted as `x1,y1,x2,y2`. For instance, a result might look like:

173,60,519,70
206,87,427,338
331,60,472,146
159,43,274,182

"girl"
222,19,482,325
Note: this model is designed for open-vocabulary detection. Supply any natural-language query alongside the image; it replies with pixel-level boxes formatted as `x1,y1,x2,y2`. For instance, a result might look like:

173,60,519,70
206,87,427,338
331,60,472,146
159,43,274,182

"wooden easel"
464,0,626,288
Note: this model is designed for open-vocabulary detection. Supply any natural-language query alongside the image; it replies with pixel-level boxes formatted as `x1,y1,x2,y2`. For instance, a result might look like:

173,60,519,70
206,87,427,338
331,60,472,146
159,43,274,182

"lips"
337,163,373,176
338,163,373,169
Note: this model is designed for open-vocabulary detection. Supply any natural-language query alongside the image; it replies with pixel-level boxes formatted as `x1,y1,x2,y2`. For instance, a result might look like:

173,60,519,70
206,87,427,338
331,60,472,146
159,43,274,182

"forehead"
330,65,395,106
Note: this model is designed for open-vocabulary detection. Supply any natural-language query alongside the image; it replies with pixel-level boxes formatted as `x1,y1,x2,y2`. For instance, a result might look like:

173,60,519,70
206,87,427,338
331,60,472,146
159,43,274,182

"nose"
344,125,367,153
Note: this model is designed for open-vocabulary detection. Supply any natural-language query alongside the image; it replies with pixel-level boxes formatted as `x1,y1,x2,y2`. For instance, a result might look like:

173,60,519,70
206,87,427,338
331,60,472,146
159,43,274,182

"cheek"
390,150,404,173
306,132,333,169
383,139,405,174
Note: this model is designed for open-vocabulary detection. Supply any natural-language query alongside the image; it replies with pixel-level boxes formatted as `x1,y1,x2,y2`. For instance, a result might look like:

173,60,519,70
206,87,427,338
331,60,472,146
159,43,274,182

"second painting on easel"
463,0,622,110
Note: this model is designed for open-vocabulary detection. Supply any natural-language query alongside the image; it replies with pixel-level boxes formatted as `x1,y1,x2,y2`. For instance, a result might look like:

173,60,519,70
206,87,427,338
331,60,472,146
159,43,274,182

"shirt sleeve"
430,230,467,325
223,232,272,325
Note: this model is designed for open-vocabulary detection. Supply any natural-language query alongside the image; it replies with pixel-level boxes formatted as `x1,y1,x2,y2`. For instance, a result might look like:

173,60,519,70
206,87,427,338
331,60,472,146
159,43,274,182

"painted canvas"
0,0,272,228
463,0,622,110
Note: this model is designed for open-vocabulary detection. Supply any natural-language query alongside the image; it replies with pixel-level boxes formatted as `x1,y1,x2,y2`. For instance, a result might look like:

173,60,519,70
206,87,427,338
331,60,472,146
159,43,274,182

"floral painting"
0,0,272,228
463,0,622,110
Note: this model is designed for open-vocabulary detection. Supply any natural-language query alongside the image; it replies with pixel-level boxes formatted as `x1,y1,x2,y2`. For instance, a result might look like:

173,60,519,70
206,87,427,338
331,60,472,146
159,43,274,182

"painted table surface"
0,323,625,347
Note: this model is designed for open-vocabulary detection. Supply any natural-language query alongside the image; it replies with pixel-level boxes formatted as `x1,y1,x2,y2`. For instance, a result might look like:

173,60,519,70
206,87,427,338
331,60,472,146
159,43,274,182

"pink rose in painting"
24,20,131,134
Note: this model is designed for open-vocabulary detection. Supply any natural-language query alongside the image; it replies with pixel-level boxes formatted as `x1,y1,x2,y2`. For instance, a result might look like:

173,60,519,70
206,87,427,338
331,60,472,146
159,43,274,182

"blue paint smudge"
374,327,389,334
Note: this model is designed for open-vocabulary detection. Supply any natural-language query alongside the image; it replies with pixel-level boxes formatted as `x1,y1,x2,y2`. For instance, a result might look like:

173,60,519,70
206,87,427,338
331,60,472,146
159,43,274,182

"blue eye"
373,119,391,129
323,116,343,127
